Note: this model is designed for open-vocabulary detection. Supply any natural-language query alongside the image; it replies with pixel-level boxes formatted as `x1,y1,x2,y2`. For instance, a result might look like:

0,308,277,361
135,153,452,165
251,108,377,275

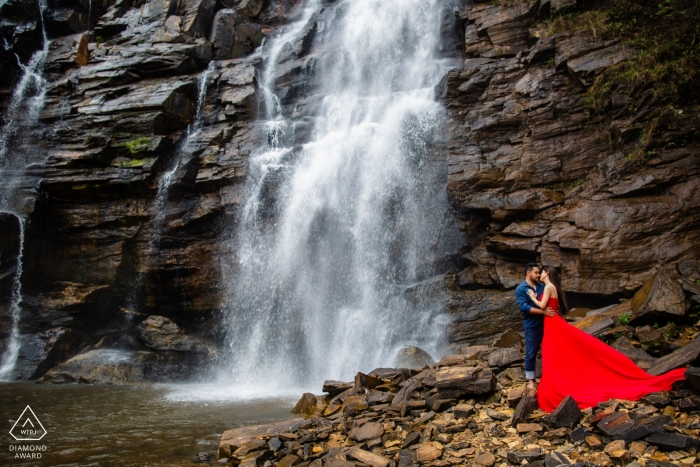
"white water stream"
125,62,218,313
151,61,217,230
0,218,25,380
0,0,51,381
222,0,454,392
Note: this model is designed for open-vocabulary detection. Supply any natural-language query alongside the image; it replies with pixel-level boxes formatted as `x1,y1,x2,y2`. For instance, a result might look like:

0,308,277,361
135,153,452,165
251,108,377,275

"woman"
527,266,687,412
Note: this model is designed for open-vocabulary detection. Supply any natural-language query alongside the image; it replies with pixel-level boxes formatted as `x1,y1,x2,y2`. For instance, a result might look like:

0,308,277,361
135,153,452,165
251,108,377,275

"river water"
0,382,296,466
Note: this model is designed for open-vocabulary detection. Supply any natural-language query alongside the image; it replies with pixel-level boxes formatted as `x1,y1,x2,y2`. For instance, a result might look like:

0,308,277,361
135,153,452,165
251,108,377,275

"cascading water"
0,0,50,168
151,61,217,230
0,219,25,380
125,62,217,312
223,0,455,391
0,0,50,381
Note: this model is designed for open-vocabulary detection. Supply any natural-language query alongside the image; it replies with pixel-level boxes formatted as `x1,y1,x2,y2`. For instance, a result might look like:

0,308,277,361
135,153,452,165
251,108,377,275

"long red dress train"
537,298,687,412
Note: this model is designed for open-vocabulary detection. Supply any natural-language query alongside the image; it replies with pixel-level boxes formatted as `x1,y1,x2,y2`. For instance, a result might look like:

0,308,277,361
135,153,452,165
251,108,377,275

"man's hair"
524,263,539,276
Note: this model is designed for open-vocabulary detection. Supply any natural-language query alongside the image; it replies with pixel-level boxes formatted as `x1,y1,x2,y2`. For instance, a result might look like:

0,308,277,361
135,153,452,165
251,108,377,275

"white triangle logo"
9,406,47,441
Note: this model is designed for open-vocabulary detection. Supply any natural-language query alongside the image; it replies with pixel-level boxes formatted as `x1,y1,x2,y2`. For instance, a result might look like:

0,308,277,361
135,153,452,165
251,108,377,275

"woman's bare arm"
528,285,552,309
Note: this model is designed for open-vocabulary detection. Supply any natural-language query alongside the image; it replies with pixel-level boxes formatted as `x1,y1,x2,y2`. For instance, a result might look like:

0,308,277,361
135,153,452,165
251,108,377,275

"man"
516,263,555,390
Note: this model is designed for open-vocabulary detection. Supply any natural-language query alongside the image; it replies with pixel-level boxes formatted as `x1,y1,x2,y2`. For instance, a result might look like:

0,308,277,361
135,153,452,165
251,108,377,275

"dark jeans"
524,326,544,380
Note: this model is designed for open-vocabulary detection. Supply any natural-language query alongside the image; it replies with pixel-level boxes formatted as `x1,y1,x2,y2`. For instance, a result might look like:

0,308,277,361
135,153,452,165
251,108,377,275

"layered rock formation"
0,0,295,379
439,0,700,345
0,0,699,380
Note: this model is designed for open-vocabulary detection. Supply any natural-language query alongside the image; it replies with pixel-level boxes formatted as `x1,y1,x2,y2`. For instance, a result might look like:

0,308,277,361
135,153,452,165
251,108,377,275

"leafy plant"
616,312,632,326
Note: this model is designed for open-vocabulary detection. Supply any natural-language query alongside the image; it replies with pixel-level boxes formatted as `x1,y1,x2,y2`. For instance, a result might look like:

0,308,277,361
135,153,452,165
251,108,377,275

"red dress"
537,297,687,412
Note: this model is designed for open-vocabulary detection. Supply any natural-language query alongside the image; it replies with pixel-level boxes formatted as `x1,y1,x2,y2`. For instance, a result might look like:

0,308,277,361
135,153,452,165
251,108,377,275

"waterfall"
125,62,217,312
0,218,25,381
0,0,50,169
0,0,50,380
151,61,216,229
223,0,454,391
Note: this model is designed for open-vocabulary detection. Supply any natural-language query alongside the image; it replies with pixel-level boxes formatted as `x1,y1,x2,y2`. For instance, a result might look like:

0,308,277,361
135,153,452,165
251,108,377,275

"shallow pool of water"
0,382,299,466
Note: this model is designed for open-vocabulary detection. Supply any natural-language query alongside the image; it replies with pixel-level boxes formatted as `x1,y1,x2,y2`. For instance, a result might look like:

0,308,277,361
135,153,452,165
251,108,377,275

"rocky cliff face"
0,0,698,380
0,0,300,379
440,0,700,344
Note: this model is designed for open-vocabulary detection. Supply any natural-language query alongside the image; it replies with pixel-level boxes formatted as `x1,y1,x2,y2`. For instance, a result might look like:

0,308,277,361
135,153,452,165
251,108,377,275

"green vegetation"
543,1,700,165
616,312,632,326
551,1,700,113
124,137,151,154
545,10,612,38
118,158,150,168
568,177,586,189
95,36,105,45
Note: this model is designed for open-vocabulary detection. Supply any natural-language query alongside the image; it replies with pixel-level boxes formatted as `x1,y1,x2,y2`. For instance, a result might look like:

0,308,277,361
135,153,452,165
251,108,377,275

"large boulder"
629,267,690,325
36,348,194,384
136,315,212,354
395,346,435,369
1,327,76,380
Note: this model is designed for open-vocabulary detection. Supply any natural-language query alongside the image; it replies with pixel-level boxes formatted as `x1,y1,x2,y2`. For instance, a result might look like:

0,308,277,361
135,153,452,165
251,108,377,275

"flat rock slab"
646,432,700,451
505,367,527,382
453,404,475,419
350,421,384,441
219,419,304,458
486,408,510,421
487,347,523,367
647,339,700,375
507,451,545,464
474,451,495,467
414,443,443,463
438,355,470,366
517,423,543,433
617,414,671,443
435,366,495,394
323,380,353,397
597,412,634,437
346,448,390,467
460,345,490,358
277,454,300,467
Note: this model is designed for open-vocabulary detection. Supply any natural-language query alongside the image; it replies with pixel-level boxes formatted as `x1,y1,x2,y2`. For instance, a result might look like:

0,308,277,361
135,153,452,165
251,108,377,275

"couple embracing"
515,263,687,412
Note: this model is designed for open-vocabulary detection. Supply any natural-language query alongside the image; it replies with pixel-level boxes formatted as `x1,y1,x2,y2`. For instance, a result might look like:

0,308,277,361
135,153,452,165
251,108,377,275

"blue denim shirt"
515,280,545,329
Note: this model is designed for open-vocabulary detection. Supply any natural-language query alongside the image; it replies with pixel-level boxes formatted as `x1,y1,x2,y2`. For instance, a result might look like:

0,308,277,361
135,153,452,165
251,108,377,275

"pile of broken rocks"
212,336,700,467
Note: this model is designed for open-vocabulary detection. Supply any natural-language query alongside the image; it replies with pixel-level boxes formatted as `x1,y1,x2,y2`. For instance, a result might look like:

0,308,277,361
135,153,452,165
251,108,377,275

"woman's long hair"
544,266,569,315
